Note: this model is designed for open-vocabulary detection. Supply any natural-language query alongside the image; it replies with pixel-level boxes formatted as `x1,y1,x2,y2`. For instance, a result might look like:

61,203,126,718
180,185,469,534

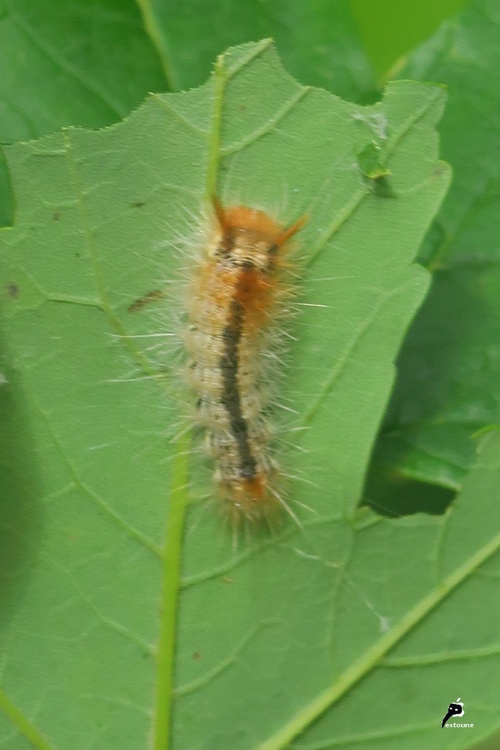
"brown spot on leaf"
6,283,19,299
128,289,165,312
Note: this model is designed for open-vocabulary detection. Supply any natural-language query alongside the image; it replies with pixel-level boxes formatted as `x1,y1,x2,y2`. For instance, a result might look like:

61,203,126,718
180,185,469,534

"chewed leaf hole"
362,469,455,517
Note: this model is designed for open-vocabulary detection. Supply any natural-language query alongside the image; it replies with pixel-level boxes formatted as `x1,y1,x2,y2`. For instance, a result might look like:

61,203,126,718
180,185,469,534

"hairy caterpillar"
185,197,306,525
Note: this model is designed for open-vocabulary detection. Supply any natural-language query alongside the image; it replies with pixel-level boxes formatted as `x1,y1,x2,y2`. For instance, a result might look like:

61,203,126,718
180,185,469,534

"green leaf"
369,0,500,498
0,41,450,749
137,0,375,99
0,0,166,225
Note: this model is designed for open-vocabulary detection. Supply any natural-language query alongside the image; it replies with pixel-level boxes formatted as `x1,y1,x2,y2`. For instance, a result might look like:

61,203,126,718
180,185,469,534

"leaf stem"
205,51,226,200
136,0,176,90
0,690,53,750
152,43,229,749
152,432,190,750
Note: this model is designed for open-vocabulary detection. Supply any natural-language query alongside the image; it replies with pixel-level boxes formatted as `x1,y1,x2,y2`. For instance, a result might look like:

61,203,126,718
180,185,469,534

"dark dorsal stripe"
220,295,257,481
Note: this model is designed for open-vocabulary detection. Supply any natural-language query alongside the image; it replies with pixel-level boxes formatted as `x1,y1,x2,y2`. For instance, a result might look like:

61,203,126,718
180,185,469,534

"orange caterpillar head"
211,196,307,272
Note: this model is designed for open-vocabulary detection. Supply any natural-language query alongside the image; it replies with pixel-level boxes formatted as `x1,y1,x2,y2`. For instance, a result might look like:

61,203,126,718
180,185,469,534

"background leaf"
367,0,500,510
0,41,451,749
350,0,467,77
0,0,167,225
136,0,375,99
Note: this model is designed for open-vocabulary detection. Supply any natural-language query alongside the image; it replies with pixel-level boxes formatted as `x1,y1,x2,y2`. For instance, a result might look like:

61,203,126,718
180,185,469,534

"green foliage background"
0,1,499,750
